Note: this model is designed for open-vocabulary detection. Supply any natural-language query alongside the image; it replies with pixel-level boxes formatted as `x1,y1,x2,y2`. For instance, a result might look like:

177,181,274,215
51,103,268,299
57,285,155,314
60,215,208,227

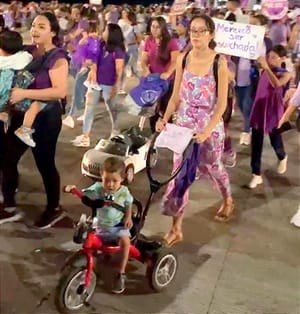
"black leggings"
251,128,286,175
2,103,62,211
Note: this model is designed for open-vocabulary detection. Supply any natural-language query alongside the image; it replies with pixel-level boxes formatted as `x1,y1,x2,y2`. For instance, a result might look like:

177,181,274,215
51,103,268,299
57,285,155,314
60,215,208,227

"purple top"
26,47,69,89
270,22,290,46
70,19,89,70
96,41,125,86
144,37,178,74
250,70,285,133
84,36,102,64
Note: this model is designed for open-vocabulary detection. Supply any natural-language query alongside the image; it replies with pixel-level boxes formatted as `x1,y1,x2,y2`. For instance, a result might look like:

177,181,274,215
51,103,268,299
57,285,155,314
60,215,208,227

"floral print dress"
162,65,232,217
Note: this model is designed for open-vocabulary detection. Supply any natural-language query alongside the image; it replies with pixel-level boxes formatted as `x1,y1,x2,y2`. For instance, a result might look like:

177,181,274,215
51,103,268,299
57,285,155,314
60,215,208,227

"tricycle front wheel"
55,266,97,313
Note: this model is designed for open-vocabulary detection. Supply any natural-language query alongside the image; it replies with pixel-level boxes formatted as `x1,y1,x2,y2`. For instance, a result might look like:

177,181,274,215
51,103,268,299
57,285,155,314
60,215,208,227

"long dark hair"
40,11,61,47
106,23,125,53
151,16,172,65
189,14,217,49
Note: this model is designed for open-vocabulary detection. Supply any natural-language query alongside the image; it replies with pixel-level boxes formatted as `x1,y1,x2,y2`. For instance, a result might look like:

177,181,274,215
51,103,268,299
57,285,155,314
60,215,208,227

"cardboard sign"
213,18,265,60
89,0,102,5
261,0,288,20
171,0,188,15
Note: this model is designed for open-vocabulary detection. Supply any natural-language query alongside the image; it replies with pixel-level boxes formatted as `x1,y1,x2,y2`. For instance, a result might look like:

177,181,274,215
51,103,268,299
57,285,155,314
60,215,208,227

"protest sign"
171,0,188,15
155,124,194,155
213,18,265,60
89,0,102,5
261,0,288,20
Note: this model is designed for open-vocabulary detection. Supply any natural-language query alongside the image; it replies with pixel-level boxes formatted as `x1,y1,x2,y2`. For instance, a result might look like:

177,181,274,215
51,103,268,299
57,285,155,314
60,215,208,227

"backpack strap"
213,53,220,97
181,50,191,70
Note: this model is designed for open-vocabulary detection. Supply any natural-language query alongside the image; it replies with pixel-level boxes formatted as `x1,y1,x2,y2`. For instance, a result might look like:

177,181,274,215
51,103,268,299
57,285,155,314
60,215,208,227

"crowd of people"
0,0,299,293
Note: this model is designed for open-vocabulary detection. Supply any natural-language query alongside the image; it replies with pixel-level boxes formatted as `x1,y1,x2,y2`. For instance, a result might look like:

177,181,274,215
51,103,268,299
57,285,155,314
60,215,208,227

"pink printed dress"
162,65,232,217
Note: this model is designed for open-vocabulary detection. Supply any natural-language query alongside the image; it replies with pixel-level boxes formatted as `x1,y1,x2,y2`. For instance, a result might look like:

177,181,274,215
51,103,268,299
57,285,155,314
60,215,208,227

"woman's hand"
10,88,27,104
142,68,150,77
257,56,269,70
284,88,296,103
155,118,167,132
278,116,288,129
110,84,118,100
160,72,169,80
87,69,97,84
193,129,211,143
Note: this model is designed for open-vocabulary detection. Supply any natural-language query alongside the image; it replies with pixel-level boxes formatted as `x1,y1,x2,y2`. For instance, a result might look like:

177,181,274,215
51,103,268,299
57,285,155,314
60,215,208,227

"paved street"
1,31,300,314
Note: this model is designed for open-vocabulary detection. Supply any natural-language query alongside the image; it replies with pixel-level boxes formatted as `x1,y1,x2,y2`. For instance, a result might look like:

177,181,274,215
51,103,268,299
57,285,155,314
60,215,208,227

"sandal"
214,202,235,223
163,231,183,247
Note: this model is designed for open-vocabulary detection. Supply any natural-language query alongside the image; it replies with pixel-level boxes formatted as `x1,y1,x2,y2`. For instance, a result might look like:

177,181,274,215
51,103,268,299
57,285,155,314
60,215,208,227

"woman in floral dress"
156,15,234,246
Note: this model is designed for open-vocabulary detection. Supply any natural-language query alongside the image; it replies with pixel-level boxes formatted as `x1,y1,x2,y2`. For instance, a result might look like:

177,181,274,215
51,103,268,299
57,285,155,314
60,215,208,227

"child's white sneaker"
240,132,251,145
76,114,84,122
15,126,36,147
72,136,90,147
62,116,75,128
290,207,300,227
277,155,288,174
248,175,263,189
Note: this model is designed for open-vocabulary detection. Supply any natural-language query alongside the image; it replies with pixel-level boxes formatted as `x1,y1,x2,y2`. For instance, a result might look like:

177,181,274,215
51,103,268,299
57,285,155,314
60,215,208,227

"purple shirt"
27,47,69,89
270,22,290,46
144,37,178,74
84,36,102,64
96,42,125,86
71,19,89,69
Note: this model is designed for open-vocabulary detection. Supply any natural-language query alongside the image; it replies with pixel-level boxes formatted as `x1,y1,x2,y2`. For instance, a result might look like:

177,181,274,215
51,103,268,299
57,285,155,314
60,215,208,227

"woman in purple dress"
0,12,69,229
156,15,234,246
248,45,292,189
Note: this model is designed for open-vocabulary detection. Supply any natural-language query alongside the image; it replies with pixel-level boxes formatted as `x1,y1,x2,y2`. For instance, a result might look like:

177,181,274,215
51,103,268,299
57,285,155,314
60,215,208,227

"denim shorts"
96,226,130,242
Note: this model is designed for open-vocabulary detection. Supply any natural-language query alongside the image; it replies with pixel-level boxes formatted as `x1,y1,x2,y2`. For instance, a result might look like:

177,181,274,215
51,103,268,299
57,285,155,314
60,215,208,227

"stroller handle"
63,186,83,198
146,132,195,188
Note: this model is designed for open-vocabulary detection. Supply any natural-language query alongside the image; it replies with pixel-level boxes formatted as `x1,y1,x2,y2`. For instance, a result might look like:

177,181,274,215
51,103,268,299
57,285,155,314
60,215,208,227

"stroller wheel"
146,250,178,292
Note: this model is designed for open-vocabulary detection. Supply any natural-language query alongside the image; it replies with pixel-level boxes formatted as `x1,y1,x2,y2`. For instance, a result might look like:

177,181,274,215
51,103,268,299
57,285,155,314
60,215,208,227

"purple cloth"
96,42,125,86
270,22,290,46
170,142,201,209
84,37,102,64
109,11,120,24
250,68,287,133
70,19,89,70
129,74,170,108
25,46,69,89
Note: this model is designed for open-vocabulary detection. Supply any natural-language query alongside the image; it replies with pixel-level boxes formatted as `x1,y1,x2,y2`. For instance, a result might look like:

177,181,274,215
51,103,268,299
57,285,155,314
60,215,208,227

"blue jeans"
82,85,117,135
127,44,139,77
68,68,89,117
235,85,253,133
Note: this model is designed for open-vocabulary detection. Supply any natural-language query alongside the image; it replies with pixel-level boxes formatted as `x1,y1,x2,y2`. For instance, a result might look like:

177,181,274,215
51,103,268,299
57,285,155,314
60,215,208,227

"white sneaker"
76,114,84,122
277,155,288,174
248,175,263,189
70,134,84,144
290,207,300,227
62,116,75,128
72,136,90,147
15,127,36,147
118,90,127,95
240,132,251,145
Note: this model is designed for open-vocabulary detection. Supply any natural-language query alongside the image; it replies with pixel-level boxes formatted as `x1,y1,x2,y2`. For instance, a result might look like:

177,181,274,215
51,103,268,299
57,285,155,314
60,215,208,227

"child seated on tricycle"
65,156,133,294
